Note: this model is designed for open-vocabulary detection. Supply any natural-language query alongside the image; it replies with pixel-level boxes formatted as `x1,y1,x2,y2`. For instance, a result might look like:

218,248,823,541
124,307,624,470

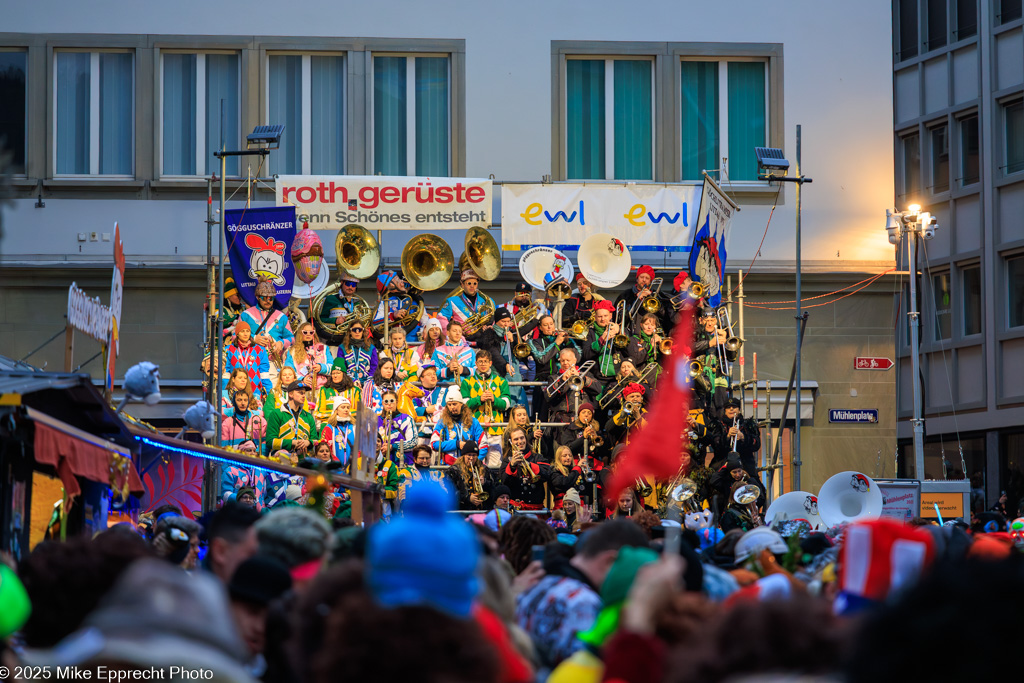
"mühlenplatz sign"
275,175,492,231
500,183,700,253
68,283,111,343
828,409,879,424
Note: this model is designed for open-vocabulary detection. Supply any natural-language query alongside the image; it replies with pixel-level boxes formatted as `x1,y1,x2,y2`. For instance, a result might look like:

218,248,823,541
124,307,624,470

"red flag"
607,306,695,503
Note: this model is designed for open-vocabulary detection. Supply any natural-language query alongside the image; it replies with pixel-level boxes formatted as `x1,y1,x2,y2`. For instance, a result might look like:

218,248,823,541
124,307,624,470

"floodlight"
247,125,285,149
755,147,791,173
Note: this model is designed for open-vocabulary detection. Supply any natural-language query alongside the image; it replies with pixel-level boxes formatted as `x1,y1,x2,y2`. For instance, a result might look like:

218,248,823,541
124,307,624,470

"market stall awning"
28,407,143,498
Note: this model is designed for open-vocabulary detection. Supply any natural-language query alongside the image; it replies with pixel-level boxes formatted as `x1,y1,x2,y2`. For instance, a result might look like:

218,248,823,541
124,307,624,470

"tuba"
816,472,883,528
578,233,632,288
335,224,380,280
731,482,763,526
402,234,454,292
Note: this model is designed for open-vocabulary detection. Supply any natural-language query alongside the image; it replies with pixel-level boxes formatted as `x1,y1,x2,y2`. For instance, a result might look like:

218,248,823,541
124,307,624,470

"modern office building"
0,0,897,492
891,0,1024,509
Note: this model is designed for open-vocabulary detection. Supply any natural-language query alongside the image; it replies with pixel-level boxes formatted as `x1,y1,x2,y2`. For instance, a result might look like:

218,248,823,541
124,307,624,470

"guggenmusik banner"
688,174,739,308
224,206,297,308
275,175,492,231
500,183,700,252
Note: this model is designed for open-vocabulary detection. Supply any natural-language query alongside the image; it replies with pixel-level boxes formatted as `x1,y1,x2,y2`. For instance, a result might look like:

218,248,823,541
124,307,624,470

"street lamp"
211,123,284,446
885,205,938,480
756,128,813,492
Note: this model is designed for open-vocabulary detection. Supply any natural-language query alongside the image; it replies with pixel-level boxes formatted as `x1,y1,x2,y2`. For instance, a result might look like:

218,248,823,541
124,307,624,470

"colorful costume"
378,412,418,465
430,417,487,465
264,403,318,456
460,370,511,437
320,420,356,466
224,342,272,403
239,305,294,353
338,343,378,384
284,343,333,390
220,465,268,510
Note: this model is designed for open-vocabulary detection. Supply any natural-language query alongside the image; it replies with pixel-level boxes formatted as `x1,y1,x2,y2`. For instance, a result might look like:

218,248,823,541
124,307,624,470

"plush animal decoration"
116,362,161,412
685,509,723,550
177,400,216,440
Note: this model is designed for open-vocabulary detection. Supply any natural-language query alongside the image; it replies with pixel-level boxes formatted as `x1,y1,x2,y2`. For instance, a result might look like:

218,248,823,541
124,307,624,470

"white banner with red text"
275,175,492,231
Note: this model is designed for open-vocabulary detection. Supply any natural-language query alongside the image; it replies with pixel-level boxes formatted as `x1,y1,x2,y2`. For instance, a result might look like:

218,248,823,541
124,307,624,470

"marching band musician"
264,380,318,458
502,282,547,329
222,369,256,418
438,268,495,331
430,387,487,465
314,359,360,423
337,319,378,384
406,445,450,490
224,321,272,406
320,396,356,466
692,306,737,417
599,360,654,410
502,405,544,462
604,382,647,445
447,441,497,511
547,446,583,510
400,363,446,443
414,317,445,365
366,357,400,414
564,273,605,323
584,300,625,380
263,366,297,413
528,314,579,416
710,397,761,476
239,278,294,368
554,402,608,465
374,432,401,519
220,387,266,451
285,322,333,391
377,390,418,466
465,308,519,380
709,453,755,521
371,270,415,337
614,265,672,335
219,276,246,337
502,427,548,511
671,270,705,313
460,349,512,467
546,348,601,424
433,319,475,382
626,313,670,376
318,274,362,326
379,327,421,382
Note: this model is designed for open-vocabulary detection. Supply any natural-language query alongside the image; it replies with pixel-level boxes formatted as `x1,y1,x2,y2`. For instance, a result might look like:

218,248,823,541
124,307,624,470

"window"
1005,99,1023,175
925,0,947,51
0,50,26,174
268,54,346,176
963,264,982,335
373,55,449,177
897,0,919,60
933,271,952,340
1010,254,1024,328
997,0,1023,24
162,52,239,176
562,57,653,180
959,114,980,185
681,60,766,181
930,124,949,193
953,0,977,39
55,51,134,176
901,132,921,199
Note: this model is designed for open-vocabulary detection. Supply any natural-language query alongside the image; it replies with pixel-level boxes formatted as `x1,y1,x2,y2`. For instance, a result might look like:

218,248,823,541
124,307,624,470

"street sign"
828,409,878,424
854,356,893,370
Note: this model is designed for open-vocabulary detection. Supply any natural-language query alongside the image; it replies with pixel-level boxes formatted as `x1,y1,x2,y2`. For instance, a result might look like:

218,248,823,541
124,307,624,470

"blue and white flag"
224,206,297,308
688,173,738,307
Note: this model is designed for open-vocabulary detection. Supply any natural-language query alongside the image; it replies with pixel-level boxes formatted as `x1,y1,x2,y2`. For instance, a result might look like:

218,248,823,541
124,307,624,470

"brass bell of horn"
402,234,454,292
463,226,501,281
335,224,380,280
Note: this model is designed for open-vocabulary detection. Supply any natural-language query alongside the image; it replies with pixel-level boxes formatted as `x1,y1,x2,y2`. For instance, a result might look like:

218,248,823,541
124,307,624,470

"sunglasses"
350,327,364,333
342,281,358,287
302,330,315,335
383,399,397,404
258,295,273,301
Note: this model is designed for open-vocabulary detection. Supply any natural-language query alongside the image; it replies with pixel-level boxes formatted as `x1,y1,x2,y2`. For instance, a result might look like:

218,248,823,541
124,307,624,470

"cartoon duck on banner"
246,234,288,286
687,174,738,308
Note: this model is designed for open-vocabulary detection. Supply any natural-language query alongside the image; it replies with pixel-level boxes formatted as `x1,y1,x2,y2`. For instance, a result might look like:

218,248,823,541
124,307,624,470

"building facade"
0,0,897,493
891,0,1024,510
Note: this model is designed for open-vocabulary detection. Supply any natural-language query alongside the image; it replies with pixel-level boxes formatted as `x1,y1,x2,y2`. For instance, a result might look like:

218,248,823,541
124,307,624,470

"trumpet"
513,301,540,328
570,312,594,340
670,281,705,310
612,402,635,427
582,422,604,447
513,448,534,480
629,277,664,318
470,463,489,502
544,360,595,398
634,476,653,499
657,336,673,355
579,454,598,484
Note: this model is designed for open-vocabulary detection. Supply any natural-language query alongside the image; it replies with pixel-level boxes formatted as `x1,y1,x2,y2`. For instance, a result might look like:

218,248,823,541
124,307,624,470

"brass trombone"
570,312,594,340
629,277,664,318
715,306,742,376
670,281,705,310
544,360,595,398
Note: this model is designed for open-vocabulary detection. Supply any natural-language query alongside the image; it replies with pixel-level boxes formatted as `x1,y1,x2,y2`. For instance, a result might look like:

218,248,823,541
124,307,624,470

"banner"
67,284,111,343
687,173,739,307
106,223,125,393
500,183,699,252
224,206,297,308
275,175,492,231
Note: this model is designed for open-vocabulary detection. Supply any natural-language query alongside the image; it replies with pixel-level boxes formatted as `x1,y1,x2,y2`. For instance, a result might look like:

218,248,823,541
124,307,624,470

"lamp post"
756,129,812,491
211,123,283,447
886,204,937,479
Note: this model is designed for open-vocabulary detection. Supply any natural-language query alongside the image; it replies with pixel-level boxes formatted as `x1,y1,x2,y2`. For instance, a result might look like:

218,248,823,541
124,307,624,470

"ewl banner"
224,206,297,308
275,175,492,231
500,183,700,252
688,173,739,307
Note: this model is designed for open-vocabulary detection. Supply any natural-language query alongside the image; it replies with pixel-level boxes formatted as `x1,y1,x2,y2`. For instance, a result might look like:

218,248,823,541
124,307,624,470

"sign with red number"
854,357,893,370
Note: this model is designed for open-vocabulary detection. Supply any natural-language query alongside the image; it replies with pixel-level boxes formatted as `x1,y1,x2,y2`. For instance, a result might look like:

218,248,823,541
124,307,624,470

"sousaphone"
817,471,884,528
311,224,379,344
578,233,632,288
765,490,823,529
402,234,455,292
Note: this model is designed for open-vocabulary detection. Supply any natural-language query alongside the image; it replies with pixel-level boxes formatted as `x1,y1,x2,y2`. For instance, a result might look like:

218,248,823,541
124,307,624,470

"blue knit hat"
367,480,480,617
